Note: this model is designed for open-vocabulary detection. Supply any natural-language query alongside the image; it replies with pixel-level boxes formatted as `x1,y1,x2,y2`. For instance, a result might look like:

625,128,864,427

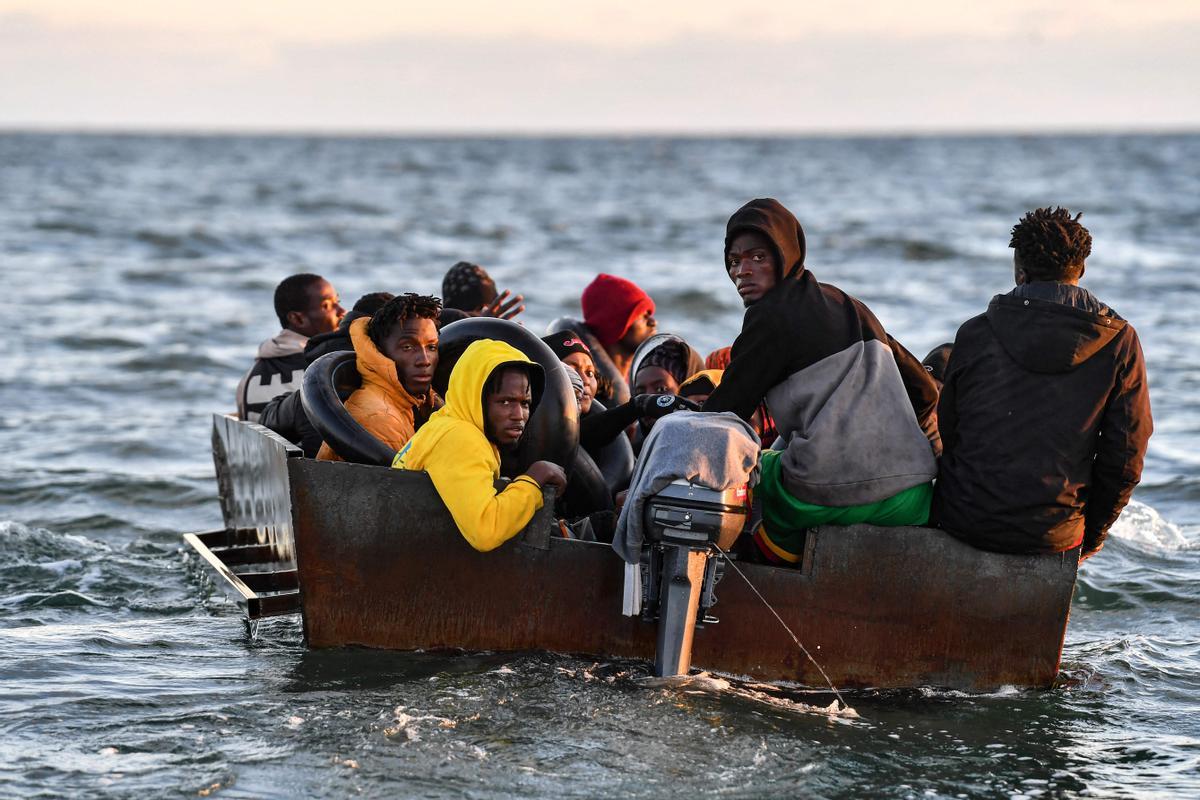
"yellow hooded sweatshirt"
317,317,439,462
392,339,545,552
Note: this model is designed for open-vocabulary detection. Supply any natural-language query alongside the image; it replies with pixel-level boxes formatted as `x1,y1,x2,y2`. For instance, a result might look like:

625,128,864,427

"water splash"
1109,500,1190,551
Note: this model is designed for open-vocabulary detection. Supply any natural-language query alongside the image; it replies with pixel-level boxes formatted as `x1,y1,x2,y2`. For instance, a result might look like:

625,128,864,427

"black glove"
633,394,700,419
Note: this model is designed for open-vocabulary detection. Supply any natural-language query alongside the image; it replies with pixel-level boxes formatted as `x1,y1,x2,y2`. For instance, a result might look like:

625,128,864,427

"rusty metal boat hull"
195,414,1079,691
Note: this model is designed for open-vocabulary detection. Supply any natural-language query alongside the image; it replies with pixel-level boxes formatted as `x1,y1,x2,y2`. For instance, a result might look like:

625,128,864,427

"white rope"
713,544,848,711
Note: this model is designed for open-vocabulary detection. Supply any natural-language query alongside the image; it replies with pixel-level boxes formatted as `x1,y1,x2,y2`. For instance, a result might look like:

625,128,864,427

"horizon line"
2,123,1199,140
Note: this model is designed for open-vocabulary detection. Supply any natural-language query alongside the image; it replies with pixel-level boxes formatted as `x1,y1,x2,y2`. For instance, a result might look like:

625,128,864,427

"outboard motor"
640,480,748,677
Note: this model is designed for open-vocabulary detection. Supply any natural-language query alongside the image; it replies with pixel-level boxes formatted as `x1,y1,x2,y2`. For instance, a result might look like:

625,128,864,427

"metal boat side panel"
211,413,300,562
693,529,1077,689
289,458,1077,690
288,459,652,657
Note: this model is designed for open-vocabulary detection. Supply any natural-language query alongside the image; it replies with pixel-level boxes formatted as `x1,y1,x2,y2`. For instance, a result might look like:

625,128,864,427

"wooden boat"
186,413,1079,691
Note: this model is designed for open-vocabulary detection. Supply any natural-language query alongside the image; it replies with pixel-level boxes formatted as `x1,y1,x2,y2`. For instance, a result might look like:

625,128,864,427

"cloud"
1,13,1197,131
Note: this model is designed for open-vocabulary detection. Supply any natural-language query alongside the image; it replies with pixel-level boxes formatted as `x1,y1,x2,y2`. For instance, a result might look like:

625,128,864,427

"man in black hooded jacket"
933,207,1152,560
703,198,939,564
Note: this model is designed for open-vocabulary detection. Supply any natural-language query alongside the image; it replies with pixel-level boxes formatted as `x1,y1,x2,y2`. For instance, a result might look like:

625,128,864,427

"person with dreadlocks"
316,293,443,461
703,199,939,566
933,207,1152,561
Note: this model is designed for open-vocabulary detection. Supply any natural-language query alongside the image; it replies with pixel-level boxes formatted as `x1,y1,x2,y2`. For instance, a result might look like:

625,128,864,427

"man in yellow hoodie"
317,294,442,461
393,339,567,551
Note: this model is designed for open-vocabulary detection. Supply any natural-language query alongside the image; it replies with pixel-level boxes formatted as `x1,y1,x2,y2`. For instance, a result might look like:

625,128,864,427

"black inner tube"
301,351,397,467
584,399,636,495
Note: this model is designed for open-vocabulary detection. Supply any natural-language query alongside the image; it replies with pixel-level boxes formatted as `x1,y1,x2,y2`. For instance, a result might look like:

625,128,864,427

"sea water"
1,132,1198,797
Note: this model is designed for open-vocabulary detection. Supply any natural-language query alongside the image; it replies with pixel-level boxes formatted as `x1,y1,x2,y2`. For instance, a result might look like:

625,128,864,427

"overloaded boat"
186,319,1079,692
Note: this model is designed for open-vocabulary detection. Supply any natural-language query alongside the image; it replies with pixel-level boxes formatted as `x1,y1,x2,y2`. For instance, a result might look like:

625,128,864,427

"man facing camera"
317,294,442,461
933,208,1152,561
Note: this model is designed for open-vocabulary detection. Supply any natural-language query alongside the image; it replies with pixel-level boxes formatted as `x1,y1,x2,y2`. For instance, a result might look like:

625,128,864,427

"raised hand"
479,289,525,321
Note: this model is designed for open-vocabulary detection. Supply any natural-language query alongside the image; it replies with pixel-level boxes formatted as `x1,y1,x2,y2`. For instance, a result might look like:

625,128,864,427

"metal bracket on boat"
184,527,301,619
518,488,556,550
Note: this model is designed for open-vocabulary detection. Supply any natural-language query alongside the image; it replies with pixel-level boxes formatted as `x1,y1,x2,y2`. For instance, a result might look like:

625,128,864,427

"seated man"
317,294,442,461
259,292,394,457
580,274,659,404
933,207,1152,560
237,273,344,422
393,339,567,551
703,198,938,565
441,261,525,319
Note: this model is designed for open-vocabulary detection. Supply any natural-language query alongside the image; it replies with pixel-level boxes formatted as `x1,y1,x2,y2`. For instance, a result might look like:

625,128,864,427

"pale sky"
1,0,1197,132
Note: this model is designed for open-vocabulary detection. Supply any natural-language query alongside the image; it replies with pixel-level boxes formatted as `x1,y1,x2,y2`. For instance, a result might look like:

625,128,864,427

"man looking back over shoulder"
703,198,939,565
933,208,1152,561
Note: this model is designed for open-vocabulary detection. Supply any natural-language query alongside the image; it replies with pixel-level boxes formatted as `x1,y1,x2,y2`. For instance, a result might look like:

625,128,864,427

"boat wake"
636,672,860,721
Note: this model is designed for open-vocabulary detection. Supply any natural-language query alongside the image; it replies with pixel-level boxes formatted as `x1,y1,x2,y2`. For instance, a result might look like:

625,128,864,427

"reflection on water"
2,132,1199,796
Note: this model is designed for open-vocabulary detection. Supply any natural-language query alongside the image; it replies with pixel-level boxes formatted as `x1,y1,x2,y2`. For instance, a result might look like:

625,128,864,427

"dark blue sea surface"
1,132,1198,797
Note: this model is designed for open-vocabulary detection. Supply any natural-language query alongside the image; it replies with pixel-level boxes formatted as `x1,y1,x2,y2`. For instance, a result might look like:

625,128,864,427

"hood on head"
724,198,807,281
986,284,1125,374
439,338,544,433
628,333,705,390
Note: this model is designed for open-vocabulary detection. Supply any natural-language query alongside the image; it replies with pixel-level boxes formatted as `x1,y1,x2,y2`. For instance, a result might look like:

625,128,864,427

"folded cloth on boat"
613,411,760,564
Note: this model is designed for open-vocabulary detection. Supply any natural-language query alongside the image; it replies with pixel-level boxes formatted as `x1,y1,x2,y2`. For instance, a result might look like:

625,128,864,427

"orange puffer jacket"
316,317,439,461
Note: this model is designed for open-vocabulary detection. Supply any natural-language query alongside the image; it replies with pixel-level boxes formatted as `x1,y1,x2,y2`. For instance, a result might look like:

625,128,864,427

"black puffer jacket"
258,311,367,457
932,282,1152,556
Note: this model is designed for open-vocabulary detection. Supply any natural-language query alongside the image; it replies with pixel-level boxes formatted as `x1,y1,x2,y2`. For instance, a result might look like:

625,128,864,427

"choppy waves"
3,132,1200,796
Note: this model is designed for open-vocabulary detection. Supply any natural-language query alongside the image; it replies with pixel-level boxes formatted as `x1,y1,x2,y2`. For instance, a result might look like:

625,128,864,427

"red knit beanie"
581,274,655,346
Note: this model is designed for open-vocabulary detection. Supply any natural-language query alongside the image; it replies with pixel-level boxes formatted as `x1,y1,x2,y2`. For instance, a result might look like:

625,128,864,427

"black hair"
366,293,442,350
351,292,395,315
482,362,544,413
484,364,529,398
274,273,325,329
1009,207,1092,282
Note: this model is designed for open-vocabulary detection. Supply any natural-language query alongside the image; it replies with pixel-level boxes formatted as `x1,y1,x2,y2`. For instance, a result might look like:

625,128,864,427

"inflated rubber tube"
570,448,614,513
585,399,636,495
301,351,397,467
435,318,579,474
545,316,630,407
